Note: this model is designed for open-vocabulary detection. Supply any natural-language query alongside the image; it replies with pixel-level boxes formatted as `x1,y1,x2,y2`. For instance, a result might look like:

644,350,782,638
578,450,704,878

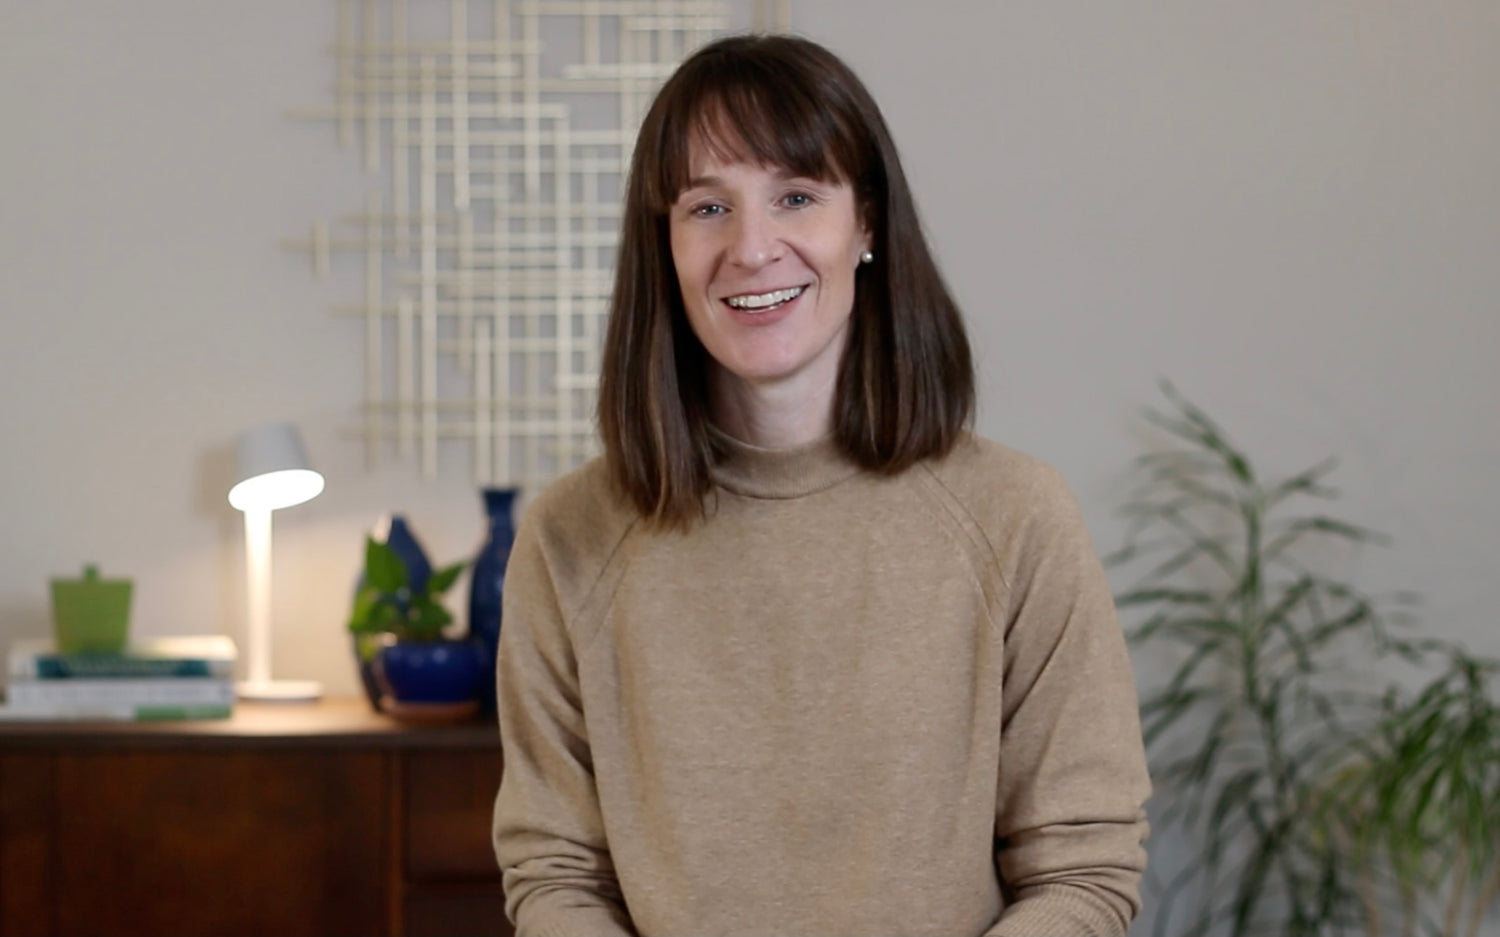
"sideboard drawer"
52,749,387,936
405,886,511,937
0,754,52,936
404,747,505,881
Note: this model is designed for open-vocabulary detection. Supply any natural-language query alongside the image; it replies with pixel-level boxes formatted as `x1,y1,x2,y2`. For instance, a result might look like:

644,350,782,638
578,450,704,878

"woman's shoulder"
523,455,621,520
922,432,1081,517
515,456,640,571
916,432,1097,564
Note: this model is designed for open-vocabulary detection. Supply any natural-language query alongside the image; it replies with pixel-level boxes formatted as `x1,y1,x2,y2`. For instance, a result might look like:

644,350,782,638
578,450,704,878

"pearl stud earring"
860,250,874,264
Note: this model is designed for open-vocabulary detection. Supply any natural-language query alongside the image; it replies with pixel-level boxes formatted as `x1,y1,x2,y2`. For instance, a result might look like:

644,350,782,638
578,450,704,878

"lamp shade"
227,422,325,512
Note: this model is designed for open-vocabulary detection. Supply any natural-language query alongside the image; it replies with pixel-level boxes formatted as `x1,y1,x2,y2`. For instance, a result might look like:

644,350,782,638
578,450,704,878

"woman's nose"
727,209,782,269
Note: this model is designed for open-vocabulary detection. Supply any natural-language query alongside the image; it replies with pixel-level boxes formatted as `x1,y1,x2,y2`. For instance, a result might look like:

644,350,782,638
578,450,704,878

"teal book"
7,635,237,680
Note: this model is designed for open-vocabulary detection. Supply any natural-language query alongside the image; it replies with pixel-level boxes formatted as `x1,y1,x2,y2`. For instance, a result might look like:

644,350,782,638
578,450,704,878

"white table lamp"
228,422,325,702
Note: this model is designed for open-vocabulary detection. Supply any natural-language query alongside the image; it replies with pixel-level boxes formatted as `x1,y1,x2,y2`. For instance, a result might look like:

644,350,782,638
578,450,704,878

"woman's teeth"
725,285,806,311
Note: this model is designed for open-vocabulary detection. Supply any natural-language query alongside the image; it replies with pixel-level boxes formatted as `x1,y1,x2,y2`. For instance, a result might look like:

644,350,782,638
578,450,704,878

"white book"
5,677,235,707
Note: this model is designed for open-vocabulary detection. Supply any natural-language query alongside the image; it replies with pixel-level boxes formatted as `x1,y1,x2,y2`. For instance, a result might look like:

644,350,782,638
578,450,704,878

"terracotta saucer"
379,696,480,725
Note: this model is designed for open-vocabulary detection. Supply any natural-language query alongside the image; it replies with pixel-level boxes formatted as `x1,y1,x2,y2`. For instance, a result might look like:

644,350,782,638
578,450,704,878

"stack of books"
0,634,238,721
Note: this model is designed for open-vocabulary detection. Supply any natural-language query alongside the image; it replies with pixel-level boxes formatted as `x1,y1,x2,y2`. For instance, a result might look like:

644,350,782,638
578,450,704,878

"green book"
7,635,237,680
0,702,233,722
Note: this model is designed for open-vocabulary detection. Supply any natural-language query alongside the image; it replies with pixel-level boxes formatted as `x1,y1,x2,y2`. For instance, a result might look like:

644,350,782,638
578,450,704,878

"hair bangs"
643,53,864,214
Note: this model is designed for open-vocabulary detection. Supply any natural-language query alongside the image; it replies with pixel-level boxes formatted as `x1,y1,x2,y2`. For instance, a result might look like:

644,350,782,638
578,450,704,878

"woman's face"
668,141,870,401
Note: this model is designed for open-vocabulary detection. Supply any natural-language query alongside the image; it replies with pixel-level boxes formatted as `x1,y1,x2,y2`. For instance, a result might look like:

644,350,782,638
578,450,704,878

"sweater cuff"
982,886,1129,937
517,901,636,937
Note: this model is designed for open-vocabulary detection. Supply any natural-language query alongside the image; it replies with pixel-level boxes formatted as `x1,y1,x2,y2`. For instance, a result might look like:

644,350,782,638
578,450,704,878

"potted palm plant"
347,536,485,719
1112,381,1500,937
1108,381,1420,937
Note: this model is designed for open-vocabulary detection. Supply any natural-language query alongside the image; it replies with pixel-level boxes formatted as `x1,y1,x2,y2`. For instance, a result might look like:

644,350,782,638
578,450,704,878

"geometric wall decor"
284,0,788,488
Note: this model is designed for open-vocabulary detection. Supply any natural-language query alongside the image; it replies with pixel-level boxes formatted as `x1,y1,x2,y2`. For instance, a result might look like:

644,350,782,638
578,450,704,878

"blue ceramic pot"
469,487,518,714
375,638,486,705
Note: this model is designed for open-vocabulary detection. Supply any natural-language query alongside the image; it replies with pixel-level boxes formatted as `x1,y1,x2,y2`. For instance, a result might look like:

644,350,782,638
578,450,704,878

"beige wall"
5,0,1497,701
799,0,1498,653
2,5,1497,927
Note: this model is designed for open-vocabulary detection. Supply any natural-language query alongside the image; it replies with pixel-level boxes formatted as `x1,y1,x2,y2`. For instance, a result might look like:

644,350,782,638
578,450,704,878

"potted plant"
1108,381,1424,937
347,536,485,716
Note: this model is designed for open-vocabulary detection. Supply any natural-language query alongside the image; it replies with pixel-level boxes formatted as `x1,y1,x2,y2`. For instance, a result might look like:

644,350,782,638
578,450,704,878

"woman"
493,33,1150,937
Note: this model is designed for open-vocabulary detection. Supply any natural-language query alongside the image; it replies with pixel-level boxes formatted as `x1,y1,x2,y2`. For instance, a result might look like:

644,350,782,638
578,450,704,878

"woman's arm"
984,471,1152,937
492,519,635,937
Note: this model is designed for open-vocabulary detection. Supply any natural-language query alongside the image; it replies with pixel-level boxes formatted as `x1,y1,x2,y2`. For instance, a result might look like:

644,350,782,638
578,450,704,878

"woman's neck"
710,368,835,448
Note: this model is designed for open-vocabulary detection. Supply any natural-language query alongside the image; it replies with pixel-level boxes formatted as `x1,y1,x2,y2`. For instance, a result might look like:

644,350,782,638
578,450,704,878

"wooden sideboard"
0,699,512,937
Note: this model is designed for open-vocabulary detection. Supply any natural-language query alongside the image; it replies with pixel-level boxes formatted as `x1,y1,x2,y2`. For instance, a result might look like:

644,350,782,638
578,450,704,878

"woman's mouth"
723,285,807,313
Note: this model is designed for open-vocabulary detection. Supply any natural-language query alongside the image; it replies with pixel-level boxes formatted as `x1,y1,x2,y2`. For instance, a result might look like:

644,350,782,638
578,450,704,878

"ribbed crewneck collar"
707,426,861,500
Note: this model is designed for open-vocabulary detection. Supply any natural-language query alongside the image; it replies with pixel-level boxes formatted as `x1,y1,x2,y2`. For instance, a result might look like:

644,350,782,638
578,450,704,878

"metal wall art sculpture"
286,0,788,485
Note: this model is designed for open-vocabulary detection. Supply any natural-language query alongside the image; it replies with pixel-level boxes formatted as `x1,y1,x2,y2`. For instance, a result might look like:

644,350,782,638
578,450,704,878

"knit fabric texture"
493,432,1151,936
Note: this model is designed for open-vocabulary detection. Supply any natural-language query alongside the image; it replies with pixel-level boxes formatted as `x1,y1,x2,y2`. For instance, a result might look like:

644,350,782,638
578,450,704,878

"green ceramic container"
50,565,132,654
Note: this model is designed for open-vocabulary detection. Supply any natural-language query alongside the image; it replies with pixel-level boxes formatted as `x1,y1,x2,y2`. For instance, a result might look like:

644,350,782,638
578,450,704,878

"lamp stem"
243,507,273,686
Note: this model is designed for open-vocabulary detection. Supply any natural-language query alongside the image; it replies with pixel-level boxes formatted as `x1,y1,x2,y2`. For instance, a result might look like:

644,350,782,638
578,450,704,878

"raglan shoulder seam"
912,458,1014,626
567,515,640,657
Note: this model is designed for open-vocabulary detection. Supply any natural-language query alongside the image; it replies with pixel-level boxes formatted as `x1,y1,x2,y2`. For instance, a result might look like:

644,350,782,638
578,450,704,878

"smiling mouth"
723,285,807,313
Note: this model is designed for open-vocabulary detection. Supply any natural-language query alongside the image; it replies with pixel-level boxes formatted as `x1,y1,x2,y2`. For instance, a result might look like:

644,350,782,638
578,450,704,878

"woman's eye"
783,193,811,208
691,203,725,218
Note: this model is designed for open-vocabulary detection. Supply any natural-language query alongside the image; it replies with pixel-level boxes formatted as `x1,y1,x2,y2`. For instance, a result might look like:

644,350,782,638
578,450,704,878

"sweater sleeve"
983,469,1152,937
492,515,636,937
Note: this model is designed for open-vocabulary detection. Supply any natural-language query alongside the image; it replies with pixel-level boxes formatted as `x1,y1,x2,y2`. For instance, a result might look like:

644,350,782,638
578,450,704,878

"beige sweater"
493,432,1151,936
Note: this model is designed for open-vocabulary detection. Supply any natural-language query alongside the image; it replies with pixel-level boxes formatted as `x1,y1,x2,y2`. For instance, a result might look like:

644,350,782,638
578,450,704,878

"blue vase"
469,487,518,715
375,638,486,705
353,514,435,711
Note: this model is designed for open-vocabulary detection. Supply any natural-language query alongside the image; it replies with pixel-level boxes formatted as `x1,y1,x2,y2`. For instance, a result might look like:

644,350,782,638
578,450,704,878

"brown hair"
597,33,974,527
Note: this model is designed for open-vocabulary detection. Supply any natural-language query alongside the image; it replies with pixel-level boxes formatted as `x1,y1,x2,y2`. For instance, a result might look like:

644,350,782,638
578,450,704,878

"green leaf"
352,631,388,662
369,598,401,628
1116,587,1217,608
402,599,453,640
426,561,466,596
1263,516,1391,560
364,537,408,592
347,584,382,632
1266,457,1341,508
1141,687,1214,748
